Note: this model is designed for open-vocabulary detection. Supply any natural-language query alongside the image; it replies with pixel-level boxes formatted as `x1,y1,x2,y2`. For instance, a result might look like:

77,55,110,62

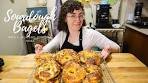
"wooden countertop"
125,24,148,35
0,53,148,83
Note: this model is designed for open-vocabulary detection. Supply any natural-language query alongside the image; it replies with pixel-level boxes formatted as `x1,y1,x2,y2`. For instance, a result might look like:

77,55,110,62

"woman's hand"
101,45,111,59
34,44,44,55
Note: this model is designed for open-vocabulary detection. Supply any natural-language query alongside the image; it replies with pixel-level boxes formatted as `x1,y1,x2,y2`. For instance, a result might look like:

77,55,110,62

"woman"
35,0,120,59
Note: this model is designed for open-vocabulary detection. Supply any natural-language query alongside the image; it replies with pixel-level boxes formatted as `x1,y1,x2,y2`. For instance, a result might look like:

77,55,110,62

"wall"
0,0,27,55
119,0,128,25
141,0,148,17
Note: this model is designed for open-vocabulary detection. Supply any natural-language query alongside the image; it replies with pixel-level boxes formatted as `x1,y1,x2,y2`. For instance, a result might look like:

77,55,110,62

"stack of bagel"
34,49,102,83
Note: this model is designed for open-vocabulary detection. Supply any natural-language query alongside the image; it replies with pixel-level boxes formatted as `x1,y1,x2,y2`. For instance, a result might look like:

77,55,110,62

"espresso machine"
96,4,112,28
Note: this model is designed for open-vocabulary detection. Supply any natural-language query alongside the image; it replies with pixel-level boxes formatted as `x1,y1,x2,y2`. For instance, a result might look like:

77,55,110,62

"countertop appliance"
96,4,112,28
129,2,148,28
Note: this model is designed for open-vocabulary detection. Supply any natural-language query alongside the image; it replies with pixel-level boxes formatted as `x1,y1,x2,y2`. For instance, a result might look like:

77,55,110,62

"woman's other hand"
35,44,44,55
101,45,111,59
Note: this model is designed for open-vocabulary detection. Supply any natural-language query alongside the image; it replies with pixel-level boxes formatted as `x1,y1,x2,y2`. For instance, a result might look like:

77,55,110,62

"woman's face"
65,9,84,31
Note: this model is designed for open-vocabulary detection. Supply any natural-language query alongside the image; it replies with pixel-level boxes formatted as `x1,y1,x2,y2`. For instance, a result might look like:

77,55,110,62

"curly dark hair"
57,0,85,32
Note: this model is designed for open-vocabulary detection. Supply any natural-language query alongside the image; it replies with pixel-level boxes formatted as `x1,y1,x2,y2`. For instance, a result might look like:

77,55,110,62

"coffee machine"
96,4,112,28
134,2,143,22
131,2,148,28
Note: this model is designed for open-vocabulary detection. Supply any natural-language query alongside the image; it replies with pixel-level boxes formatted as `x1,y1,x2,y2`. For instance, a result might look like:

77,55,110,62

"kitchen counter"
0,53,148,83
125,24,148,35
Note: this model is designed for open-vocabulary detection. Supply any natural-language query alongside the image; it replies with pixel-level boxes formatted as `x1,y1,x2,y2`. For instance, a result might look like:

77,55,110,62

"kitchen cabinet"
123,24,148,66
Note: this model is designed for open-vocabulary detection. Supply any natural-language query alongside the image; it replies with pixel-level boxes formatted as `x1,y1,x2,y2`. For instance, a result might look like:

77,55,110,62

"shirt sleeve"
42,32,62,53
90,29,120,52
